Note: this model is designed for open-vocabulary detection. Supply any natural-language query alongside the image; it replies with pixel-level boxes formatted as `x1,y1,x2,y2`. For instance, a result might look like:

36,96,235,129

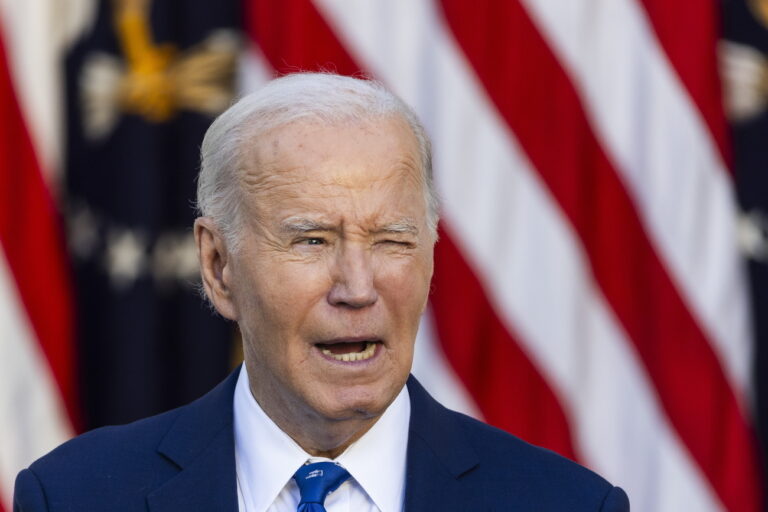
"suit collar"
147,368,240,512
404,375,479,510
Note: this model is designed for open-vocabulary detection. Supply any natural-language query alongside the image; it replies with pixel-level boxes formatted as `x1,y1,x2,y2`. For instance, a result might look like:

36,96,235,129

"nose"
327,244,378,308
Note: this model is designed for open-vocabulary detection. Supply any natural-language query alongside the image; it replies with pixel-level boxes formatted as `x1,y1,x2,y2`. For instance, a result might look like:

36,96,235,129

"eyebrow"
374,220,419,236
280,217,335,235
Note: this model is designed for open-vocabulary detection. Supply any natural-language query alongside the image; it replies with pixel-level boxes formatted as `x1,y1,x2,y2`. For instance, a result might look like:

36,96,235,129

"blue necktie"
293,461,351,512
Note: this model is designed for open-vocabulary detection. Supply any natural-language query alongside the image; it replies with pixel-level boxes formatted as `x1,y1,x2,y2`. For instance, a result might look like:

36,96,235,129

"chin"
318,381,399,421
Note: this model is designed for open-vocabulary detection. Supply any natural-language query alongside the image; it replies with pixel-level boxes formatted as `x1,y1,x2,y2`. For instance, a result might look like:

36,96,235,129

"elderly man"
14,73,629,511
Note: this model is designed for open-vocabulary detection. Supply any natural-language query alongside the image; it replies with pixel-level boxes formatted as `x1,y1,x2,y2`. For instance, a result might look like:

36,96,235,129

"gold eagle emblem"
81,0,239,139
749,0,768,28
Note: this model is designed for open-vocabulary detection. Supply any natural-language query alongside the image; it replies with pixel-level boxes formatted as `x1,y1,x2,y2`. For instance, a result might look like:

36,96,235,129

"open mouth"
315,340,381,362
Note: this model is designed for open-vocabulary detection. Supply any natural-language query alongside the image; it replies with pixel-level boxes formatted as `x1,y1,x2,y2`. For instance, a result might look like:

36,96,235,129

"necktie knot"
293,461,350,511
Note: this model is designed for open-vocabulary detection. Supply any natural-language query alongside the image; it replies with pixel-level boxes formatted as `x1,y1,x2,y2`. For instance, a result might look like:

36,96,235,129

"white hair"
196,72,439,251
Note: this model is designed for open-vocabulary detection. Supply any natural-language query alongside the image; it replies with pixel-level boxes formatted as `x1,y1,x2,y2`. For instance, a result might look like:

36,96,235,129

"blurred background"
1,0,767,510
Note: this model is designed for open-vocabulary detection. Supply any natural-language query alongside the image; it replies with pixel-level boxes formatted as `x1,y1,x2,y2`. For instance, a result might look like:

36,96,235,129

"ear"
194,217,238,321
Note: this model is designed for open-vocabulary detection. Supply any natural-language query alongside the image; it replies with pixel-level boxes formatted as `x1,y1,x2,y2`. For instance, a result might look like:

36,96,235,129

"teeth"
321,342,377,362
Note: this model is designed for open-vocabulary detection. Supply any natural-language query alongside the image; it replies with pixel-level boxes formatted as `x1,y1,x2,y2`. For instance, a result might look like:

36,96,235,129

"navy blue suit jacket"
15,370,629,511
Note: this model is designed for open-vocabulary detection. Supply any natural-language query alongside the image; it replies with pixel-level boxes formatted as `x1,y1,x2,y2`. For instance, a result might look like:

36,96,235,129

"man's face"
224,116,434,428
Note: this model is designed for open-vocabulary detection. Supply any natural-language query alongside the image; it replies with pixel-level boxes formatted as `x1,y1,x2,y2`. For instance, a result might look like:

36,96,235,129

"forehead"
239,117,425,222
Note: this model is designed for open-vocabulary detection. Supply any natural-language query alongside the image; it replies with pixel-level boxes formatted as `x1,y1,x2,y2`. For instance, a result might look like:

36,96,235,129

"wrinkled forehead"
238,116,424,199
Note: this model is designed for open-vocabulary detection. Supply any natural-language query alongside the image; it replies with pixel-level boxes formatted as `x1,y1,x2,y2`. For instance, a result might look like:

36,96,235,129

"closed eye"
379,239,415,248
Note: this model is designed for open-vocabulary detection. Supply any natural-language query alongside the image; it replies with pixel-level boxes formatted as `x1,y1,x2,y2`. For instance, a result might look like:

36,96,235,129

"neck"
246,371,381,459
261,398,379,459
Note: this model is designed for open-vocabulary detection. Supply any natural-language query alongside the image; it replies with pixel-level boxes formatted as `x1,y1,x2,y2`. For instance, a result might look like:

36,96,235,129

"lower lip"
315,342,382,365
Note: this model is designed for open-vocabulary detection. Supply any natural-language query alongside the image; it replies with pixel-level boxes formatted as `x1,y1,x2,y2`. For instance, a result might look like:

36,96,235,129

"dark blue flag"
64,0,241,429
722,0,768,505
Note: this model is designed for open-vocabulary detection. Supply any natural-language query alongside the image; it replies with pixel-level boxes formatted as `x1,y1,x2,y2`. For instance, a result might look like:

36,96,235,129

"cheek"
376,255,432,318
238,259,332,334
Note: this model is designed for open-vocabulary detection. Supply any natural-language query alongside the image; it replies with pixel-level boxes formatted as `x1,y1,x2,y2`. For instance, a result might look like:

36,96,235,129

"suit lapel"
404,376,480,511
147,370,240,512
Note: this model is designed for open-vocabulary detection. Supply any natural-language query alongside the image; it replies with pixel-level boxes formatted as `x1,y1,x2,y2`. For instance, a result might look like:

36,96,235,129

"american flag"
0,1,764,511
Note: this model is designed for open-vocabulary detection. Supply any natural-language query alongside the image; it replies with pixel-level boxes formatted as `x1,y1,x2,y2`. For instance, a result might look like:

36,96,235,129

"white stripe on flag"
237,41,274,96
0,248,73,510
0,0,95,181
413,308,483,419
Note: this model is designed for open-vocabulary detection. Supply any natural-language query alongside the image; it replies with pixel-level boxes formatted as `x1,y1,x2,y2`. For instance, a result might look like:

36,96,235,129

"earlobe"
194,217,238,320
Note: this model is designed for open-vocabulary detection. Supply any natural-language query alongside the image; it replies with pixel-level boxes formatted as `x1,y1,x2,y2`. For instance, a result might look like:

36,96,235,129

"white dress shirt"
233,365,411,512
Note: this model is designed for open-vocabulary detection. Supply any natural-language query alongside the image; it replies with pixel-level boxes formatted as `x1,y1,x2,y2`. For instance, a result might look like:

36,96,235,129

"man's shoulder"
16,370,240,511
16,407,187,511
450,410,628,509
451,408,606,484
29,406,183,476
406,377,629,510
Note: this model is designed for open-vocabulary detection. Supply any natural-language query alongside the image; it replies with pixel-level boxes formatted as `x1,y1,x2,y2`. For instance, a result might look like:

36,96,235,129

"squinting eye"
304,238,325,245
381,239,413,247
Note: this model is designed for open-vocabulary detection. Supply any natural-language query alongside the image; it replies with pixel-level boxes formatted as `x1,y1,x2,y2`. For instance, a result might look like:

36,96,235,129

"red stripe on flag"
247,0,360,76
432,225,577,459
638,0,731,168
0,27,79,430
437,0,762,509
245,0,577,458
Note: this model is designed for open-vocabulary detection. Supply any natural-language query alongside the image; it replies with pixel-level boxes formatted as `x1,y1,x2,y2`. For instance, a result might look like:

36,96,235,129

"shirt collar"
233,364,411,512
234,365,308,512
335,380,410,512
